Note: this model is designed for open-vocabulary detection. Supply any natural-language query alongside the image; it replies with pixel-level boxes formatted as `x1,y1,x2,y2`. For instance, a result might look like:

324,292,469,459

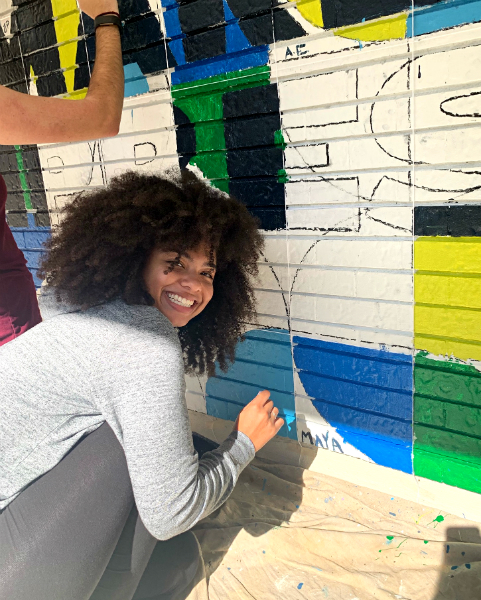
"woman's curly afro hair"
40,170,264,377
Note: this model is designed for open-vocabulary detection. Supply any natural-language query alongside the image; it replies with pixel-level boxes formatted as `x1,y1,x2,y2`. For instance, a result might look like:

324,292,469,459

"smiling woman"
0,169,284,600
143,248,216,328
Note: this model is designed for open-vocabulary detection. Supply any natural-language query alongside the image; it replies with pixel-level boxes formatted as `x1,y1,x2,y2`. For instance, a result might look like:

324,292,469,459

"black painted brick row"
415,205,481,237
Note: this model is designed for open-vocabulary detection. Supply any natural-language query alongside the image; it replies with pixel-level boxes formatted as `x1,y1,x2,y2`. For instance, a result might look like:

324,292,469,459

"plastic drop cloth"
185,457,481,600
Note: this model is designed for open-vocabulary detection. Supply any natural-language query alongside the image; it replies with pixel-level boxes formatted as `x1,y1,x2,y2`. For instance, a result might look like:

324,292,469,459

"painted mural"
2,0,481,493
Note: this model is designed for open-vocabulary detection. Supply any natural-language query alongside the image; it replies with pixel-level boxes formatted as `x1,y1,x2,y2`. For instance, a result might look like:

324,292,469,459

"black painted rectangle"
273,8,306,41
223,83,279,118
25,46,61,77
247,205,286,230
30,191,48,211
227,146,283,178
33,70,67,97
20,22,57,54
229,177,285,206
0,59,24,85
13,0,53,32
239,13,273,46
5,192,25,212
179,0,224,34
321,0,444,28
119,0,155,20
224,113,281,149
35,211,51,227
415,205,481,237
124,43,169,74
0,36,22,63
227,0,271,19
122,15,164,53
0,151,17,173
183,27,226,62
6,212,28,227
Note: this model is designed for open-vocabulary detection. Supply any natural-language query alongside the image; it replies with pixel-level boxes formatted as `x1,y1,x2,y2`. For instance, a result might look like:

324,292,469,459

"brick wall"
2,0,481,493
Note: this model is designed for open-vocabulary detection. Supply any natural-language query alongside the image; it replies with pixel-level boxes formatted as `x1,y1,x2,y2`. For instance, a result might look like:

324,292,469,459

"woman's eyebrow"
181,252,216,269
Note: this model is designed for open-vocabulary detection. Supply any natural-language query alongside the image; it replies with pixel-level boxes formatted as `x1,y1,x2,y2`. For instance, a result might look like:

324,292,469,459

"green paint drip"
277,168,289,184
386,535,394,540
14,145,32,210
274,129,286,150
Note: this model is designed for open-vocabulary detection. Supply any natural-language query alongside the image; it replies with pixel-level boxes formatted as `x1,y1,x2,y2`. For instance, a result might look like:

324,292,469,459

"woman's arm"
94,322,259,541
0,0,124,145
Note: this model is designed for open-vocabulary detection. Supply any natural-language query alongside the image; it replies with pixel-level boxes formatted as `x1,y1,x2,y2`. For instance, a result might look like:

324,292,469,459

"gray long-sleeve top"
0,291,255,539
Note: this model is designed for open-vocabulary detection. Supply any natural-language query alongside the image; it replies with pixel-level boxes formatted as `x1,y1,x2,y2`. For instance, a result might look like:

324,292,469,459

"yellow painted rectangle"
415,237,481,274
415,305,481,341
414,335,481,362
415,273,481,310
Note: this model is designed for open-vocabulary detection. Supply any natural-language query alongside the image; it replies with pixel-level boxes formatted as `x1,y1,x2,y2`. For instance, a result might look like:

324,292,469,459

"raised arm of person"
0,0,124,145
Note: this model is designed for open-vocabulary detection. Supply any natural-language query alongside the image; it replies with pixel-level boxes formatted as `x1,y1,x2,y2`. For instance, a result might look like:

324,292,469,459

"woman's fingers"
264,400,274,414
254,390,270,406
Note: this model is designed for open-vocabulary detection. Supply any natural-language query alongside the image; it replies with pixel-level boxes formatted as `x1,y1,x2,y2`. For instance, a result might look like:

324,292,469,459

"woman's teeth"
167,293,195,307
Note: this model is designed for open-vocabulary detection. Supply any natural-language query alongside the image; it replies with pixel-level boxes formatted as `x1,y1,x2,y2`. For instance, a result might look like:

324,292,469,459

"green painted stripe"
14,145,32,210
414,395,481,438
415,353,481,408
415,366,481,408
414,449,481,495
414,424,481,465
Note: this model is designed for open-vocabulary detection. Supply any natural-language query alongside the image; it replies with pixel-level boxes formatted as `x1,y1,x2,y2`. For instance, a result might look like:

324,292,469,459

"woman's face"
143,246,216,327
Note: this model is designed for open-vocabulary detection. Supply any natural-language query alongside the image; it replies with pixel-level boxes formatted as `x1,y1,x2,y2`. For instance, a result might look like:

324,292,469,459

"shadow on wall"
432,527,481,599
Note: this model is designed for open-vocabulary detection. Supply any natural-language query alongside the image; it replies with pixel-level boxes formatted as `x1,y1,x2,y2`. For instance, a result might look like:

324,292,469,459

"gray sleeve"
92,325,255,541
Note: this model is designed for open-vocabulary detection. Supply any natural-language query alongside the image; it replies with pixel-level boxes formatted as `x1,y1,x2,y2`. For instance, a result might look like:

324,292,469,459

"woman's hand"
78,0,119,19
234,390,284,452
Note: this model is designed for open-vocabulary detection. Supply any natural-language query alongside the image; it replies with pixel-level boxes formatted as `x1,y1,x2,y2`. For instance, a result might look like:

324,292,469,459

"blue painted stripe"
334,427,412,473
171,46,269,84
207,378,295,415
31,269,43,288
311,399,411,443
12,231,26,248
300,372,412,420
407,0,481,37
206,328,296,438
235,330,292,368
293,336,412,364
124,63,149,97
24,230,50,248
293,345,412,392
23,250,44,269
163,5,183,38
213,361,294,395
206,396,296,439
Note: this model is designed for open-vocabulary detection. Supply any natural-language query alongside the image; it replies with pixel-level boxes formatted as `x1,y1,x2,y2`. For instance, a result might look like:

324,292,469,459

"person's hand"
78,0,119,20
234,390,284,452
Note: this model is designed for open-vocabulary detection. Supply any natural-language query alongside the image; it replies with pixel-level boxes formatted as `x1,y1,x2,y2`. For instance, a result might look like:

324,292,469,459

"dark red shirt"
0,174,41,345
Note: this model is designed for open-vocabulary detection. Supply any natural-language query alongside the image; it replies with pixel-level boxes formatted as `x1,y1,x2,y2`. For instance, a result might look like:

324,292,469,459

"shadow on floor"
431,526,481,600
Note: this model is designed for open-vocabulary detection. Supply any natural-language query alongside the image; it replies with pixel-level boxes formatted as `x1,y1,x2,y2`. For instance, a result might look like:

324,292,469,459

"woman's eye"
202,271,214,279
167,259,183,268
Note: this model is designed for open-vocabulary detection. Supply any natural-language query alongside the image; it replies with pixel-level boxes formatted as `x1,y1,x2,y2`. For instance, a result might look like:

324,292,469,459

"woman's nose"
180,272,202,291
